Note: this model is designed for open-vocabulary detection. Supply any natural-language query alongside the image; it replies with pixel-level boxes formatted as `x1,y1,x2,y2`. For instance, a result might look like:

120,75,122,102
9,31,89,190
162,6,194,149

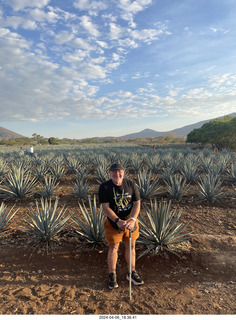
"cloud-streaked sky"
0,0,236,139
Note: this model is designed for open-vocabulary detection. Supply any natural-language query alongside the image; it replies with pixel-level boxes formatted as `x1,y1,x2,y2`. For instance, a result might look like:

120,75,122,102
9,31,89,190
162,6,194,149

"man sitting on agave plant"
99,163,144,290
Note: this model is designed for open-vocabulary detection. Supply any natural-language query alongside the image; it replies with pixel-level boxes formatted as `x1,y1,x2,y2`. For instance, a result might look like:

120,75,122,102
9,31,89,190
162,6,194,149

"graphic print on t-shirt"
113,187,132,213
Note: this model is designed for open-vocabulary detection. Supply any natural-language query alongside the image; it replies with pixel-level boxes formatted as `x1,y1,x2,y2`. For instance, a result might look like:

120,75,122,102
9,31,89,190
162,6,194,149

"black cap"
110,163,125,171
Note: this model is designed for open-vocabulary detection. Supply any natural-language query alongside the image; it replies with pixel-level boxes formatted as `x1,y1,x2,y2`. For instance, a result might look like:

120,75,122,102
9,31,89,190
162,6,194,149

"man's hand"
117,219,127,231
125,218,136,231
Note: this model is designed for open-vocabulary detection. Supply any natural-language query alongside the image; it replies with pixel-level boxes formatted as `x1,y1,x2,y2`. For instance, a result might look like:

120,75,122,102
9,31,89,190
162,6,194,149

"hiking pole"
129,230,132,301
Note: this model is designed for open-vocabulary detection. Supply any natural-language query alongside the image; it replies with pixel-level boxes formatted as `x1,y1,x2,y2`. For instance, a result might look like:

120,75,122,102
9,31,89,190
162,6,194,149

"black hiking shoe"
126,270,144,286
108,272,118,290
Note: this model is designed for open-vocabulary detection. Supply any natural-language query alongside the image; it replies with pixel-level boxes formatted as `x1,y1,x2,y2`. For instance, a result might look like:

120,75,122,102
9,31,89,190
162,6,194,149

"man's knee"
109,242,120,252
124,240,136,250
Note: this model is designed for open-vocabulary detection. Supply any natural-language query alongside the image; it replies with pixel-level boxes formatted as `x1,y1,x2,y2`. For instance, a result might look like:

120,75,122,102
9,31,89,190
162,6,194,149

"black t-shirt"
99,178,140,228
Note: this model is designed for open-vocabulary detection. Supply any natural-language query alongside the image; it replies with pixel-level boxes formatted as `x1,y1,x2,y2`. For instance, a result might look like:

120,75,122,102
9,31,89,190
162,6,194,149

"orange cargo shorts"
104,218,139,244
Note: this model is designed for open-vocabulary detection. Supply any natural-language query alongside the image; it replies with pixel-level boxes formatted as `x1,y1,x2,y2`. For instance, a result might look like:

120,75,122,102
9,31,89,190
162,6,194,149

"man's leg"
124,240,136,272
108,242,120,273
124,239,144,286
107,242,120,289
104,219,124,289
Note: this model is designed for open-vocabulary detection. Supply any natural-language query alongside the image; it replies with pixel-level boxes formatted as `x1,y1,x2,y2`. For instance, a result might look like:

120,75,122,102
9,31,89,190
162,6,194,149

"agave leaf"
137,245,156,260
0,203,18,233
160,209,184,239
141,204,157,233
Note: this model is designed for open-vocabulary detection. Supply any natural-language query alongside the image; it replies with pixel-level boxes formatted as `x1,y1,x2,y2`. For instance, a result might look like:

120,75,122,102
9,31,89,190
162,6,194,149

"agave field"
0,143,235,315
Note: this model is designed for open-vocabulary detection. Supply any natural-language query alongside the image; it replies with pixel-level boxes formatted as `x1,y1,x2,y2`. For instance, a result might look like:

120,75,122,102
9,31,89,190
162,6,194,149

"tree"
48,137,57,145
32,133,44,144
186,116,236,150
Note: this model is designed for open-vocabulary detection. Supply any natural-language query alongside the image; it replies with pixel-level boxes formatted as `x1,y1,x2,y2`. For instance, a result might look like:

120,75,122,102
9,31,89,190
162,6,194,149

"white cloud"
5,0,50,11
112,53,122,61
73,37,97,51
101,13,117,22
82,63,107,79
3,16,21,29
29,8,59,23
107,61,120,70
1,1,235,128
91,56,106,64
109,23,123,40
73,0,107,15
0,27,29,48
80,15,100,37
129,28,163,43
2,15,37,30
118,0,153,15
209,73,236,89
209,27,229,34
96,40,109,49
132,72,150,79
54,30,74,45
118,37,138,48
23,19,37,29
118,0,153,27
63,50,89,63
0,27,10,37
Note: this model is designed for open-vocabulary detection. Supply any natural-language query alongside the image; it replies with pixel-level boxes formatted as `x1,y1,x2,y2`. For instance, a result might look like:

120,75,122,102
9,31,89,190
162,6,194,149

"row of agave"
0,145,235,179
0,150,235,202
0,195,193,258
0,144,235,257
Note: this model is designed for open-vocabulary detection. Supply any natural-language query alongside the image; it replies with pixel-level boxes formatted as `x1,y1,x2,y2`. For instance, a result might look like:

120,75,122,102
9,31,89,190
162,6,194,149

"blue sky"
0,0,236,139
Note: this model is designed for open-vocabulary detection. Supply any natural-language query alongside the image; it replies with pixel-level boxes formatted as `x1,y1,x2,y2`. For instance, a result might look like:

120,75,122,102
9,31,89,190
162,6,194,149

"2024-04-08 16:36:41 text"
98,316,138,319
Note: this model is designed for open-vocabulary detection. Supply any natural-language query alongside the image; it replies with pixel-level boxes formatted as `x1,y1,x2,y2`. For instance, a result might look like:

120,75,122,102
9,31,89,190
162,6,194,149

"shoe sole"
126,275,144,286
109,284,118,290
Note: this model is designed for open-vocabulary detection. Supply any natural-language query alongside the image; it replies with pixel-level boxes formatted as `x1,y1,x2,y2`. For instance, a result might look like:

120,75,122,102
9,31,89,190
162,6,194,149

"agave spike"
0,203,18,234
226,163,236,183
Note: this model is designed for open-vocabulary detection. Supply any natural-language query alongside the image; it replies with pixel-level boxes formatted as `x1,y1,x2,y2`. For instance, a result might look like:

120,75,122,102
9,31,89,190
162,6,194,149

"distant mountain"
171,119,213,137
120,113,236,139
1,113,235,141
0,127,24,140
120,128,166,139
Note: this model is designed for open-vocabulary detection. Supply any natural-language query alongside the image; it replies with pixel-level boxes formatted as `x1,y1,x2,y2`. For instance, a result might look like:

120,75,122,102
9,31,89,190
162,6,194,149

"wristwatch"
115,218,120,224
